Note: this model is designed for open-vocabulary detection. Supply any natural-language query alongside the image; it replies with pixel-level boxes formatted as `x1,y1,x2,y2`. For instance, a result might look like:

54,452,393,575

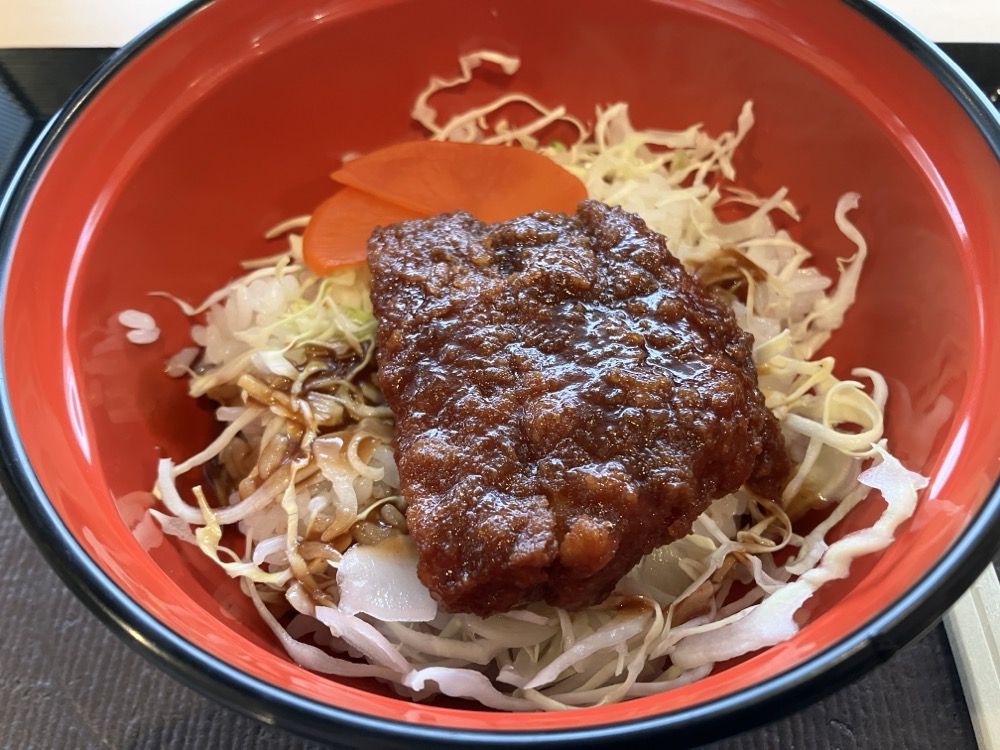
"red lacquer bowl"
2,0,1000,746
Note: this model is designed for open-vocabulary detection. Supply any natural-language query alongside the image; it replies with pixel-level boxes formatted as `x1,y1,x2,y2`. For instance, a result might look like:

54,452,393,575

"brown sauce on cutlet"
367,199,788,616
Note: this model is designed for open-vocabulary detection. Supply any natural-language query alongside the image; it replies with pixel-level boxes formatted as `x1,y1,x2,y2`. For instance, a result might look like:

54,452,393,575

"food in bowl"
5,0,1000,744
139,52,926,710
368,198,789,616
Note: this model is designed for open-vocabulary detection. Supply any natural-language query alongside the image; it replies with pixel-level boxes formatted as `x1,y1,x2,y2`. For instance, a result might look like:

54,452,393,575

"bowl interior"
4,0,1000,736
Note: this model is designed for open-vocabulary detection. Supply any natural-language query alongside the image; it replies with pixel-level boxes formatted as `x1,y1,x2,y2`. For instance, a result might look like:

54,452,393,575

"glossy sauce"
368,200,788,616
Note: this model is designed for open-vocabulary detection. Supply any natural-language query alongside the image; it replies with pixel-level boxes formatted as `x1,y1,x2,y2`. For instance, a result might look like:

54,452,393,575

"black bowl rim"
1,0,999,747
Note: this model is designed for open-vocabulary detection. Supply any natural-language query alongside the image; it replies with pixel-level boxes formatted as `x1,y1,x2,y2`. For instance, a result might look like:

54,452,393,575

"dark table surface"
0,44,998,750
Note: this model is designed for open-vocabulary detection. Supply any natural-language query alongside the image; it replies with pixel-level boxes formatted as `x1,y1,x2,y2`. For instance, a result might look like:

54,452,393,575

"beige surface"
0,0,997,47
945,566,1000,750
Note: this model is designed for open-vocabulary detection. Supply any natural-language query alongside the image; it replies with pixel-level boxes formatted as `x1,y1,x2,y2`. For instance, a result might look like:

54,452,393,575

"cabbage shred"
150,52,927,710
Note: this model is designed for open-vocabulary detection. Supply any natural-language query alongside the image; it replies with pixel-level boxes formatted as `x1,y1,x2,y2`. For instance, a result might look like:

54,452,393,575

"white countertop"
0,0,998,48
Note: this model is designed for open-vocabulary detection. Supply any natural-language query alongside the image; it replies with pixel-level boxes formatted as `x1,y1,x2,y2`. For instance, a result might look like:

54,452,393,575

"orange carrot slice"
302,140,587,275
331,140,587,222
302,187,423,274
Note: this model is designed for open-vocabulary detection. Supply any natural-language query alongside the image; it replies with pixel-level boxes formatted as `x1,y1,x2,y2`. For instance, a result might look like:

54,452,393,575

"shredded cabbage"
146,51,927,710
